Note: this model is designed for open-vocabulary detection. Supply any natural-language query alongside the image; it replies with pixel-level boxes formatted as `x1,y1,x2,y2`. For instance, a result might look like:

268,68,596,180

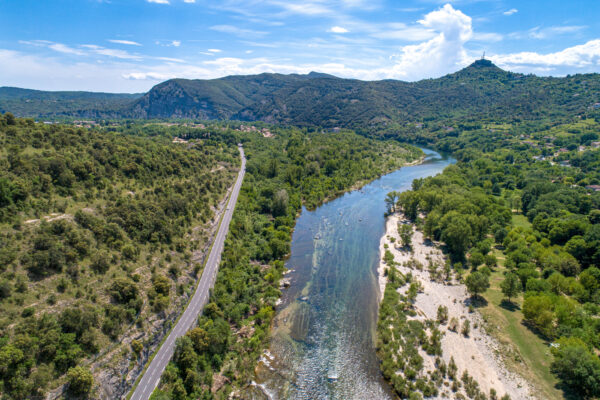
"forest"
383,110,600,399
0,113,239,398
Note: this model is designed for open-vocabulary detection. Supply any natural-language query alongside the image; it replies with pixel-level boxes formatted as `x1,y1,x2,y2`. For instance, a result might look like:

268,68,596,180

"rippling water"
251,148,455,400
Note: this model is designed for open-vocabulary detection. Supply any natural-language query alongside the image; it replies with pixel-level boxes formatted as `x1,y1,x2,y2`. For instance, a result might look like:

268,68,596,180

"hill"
3,61,600,129
0,87,142,119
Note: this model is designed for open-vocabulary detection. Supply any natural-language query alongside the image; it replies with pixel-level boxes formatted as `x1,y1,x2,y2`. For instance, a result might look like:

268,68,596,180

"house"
586,185,600,192
591,141,600,148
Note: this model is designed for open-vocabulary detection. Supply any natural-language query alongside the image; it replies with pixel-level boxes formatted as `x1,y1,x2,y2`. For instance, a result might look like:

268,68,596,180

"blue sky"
1,0,599,92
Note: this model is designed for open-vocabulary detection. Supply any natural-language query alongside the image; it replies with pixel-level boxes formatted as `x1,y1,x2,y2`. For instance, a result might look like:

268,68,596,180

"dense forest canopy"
0,114,240,398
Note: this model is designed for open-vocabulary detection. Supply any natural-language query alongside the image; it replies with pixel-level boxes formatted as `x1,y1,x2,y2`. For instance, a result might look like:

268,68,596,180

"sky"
1,0,599,92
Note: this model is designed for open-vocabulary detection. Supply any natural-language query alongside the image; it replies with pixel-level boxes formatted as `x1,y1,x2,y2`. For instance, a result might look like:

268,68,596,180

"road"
130,144,246,400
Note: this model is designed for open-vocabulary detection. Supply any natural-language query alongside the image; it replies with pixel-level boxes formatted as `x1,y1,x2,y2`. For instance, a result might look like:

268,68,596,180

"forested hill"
0,87,142,119
3,61,600,127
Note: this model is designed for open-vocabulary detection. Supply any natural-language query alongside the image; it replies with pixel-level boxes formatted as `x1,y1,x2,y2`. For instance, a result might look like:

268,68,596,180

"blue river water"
252,148,455,399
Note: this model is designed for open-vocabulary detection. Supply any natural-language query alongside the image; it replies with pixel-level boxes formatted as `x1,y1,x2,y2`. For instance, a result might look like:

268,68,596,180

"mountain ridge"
2,61,600,128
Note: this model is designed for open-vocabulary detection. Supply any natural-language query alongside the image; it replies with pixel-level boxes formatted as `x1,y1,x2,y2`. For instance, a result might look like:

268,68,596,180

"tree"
469,251,485,270
398,191,419,221
522,294,554,337
500,272,522,303
440,212,472,261
385,191,399,214
465,271,490,299
272,189,289,217
461,320,471,337
437,305,448,324
551,337,600,397
484,253,497,268
67,366,93,396
398,223,412,248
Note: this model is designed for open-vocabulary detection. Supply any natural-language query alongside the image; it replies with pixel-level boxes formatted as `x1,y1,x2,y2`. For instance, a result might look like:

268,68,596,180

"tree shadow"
423,238,436,247
465,295,488,308
499,299,520,311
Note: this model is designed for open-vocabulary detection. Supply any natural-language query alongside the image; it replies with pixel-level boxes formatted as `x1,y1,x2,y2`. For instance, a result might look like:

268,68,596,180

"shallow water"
252,148,455,400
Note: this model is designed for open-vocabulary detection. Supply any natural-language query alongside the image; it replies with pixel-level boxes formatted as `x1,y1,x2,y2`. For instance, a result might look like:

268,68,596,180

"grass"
511,213,532,230
478,247,563,399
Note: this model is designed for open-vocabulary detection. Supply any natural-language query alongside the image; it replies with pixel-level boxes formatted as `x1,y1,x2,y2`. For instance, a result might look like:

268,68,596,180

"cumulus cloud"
491,39,600,68
329,26,349,33
183,0,195,3
147,0,170,4
390,4,472,80
207,48,222,53
503,8,518,16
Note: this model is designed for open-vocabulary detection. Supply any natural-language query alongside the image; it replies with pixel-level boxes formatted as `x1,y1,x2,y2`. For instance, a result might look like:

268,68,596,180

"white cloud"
170,40,181,47
109,39,142,46
47,43,86,56
81,44,143,60
472,32,503,42
207,48,222,53
329,26,349,34
389,4,472,80
503,8,518,16
183,0,195,2
491,39,600,68
371,26,435,42
155,56,185,63
210,25,267,37
528,25,586,40
147,0,170,4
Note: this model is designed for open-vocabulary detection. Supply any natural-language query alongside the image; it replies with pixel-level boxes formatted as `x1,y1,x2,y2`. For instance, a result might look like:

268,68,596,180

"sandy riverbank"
378,212,534,400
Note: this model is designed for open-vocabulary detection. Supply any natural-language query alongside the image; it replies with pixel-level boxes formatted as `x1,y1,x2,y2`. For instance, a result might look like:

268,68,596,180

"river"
251,148,455,399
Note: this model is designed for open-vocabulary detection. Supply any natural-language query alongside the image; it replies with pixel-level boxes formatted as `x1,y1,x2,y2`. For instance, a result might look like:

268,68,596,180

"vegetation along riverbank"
378,113,600,400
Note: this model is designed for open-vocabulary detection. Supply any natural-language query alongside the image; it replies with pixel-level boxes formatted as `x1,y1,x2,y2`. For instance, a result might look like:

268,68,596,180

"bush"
67,366,93,396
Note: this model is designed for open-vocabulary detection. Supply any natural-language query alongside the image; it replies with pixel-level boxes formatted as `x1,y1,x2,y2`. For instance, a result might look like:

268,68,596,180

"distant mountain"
0,87,142,119
3,61,600,127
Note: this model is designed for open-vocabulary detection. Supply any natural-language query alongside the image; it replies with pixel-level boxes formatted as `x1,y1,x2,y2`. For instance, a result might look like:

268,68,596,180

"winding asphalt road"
130,144,246,400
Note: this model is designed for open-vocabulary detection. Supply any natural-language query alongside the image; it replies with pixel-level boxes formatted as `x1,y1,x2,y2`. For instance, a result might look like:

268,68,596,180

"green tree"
500,272,522,303
523,294,555,338
461,320,471,337
437,305,448,324
398,223,412,248
440,212,472,261
385,191,399,214
398,191,419,221
465,271,490,299
272,189,289,217
67,366,93,396
551,337,600,397
469,251,485,270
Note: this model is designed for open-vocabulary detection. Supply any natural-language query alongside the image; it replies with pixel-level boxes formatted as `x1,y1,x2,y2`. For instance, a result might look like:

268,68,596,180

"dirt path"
378,213,535,400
